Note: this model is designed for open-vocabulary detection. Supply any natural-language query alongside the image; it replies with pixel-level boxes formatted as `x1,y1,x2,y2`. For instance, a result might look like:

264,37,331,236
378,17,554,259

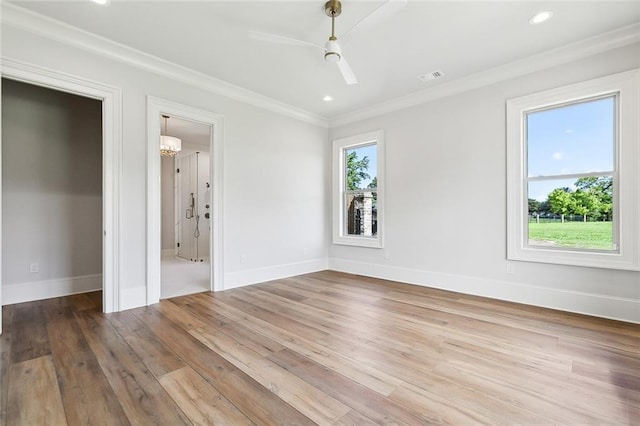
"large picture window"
507,70,639,270
333,130,384,248
526,95,616,251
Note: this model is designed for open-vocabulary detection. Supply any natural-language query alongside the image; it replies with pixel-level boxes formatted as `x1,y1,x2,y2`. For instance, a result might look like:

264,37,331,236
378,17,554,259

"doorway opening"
0,60,121,331
146,97,223,305
1,78,103,305
160,116,212,299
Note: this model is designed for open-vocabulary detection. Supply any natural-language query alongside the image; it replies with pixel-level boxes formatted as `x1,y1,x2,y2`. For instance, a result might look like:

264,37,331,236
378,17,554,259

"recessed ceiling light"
529,11,553,24
323,95,333,102
91,0,110,5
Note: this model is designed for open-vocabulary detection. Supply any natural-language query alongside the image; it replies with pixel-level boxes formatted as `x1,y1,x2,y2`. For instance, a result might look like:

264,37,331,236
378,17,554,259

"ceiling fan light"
324,51,341,62
324,39,342,62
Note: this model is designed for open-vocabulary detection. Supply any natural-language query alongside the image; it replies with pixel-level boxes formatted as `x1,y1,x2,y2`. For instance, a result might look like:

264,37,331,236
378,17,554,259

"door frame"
0,58,122,329
146,97,224,303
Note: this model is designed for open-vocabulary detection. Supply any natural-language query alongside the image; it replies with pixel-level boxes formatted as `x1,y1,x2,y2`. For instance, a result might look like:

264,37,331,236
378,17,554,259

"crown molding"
329,23,640,127
0,3,329,128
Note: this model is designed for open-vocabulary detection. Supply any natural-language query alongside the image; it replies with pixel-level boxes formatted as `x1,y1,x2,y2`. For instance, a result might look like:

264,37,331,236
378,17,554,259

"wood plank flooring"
1,270,639,425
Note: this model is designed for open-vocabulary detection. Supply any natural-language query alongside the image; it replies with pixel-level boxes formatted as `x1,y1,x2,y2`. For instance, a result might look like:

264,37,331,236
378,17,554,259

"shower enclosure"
176,151,210,262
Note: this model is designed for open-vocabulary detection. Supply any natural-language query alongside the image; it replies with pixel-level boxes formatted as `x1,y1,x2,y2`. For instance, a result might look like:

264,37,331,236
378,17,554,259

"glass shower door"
176,152,210,262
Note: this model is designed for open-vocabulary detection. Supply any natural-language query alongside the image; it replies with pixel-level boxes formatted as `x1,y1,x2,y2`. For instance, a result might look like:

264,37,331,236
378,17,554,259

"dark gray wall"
2,78,102,285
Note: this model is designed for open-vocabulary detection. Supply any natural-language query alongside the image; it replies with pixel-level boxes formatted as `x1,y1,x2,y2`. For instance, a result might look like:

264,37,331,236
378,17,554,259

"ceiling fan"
249,0,407,85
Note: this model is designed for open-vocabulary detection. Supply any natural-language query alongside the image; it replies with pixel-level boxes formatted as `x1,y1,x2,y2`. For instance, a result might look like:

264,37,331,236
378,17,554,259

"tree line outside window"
345,147,377,236
528,176,613,223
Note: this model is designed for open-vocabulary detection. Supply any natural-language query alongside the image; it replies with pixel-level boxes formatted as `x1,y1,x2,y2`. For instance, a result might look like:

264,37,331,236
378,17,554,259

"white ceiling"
9,1,640,120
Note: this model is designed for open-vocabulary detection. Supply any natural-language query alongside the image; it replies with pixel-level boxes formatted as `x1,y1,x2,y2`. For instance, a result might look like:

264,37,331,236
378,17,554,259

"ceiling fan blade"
248,30,321,50
337,57,358,85
342,0,408,39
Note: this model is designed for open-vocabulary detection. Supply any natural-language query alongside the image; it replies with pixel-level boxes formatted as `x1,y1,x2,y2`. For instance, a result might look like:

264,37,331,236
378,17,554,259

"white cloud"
552,152,565,160
564,128,574,134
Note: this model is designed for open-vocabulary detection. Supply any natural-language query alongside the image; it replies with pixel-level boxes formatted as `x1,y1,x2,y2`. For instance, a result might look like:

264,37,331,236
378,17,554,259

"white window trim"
507,69,640,271
332,130,385,248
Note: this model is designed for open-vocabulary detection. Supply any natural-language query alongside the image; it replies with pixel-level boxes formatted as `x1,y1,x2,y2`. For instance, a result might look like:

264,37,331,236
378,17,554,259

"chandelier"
160,115,182,157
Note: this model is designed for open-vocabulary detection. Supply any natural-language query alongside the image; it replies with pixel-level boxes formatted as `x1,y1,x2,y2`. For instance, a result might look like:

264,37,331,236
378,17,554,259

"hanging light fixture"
160,115,182,157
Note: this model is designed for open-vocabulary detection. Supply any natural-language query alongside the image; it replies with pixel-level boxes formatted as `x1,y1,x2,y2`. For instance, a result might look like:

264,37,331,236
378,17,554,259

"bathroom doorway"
146,97,223,305
160,116,212,299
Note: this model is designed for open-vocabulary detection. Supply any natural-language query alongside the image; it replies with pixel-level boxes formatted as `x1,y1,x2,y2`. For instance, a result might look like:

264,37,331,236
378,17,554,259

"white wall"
161,155,175,251
223,110,330,287
329,43,640,323
1,24,329,307
2,79,102,302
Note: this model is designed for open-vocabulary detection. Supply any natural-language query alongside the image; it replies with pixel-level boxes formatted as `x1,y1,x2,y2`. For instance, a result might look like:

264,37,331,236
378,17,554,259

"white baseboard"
161,249,175,257
329,258,640,324
120,285,147,311
2,274,102,305
224,258,329,291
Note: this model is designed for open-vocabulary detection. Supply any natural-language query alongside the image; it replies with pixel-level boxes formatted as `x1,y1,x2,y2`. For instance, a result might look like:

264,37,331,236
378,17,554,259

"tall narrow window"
333,130,384,248
507,70,639,270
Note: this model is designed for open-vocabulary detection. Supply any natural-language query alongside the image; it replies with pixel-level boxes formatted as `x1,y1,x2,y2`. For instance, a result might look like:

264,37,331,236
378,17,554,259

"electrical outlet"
384,250,390,260
240,254,247,264
30,262,39,273
302,247,308,256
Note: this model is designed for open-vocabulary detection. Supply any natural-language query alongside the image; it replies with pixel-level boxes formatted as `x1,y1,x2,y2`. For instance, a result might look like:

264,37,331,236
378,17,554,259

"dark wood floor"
1,270,639,425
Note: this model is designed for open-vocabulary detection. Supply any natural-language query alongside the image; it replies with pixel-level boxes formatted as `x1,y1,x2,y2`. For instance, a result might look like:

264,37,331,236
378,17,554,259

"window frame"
506,69,640,270
332,130,385,248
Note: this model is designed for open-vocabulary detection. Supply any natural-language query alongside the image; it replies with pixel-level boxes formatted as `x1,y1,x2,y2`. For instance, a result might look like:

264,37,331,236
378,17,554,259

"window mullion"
527,171,614,182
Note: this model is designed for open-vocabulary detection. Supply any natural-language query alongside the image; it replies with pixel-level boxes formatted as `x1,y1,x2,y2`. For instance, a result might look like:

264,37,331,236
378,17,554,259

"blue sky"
527,96,614,201
347,144,377,189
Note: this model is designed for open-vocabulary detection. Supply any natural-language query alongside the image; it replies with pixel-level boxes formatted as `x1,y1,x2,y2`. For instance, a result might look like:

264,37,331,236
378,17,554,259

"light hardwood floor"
1,270,639,425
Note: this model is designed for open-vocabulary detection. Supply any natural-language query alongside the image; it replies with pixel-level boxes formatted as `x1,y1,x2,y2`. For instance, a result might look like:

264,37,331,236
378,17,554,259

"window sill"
508,245,639,271
333,235,383,249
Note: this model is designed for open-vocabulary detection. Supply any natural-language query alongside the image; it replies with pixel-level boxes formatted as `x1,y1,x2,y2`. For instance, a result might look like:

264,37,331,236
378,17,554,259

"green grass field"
528,221,613,250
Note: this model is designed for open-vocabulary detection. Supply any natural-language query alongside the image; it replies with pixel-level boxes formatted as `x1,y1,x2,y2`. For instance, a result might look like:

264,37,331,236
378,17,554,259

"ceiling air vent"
419,70,444,82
